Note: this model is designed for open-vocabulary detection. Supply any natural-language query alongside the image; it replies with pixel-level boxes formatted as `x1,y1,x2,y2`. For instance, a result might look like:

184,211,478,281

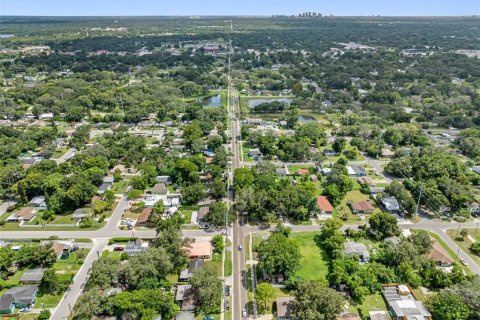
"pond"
298,115,316,123
0,34,14,38
248,98,292,109
197,94,222,108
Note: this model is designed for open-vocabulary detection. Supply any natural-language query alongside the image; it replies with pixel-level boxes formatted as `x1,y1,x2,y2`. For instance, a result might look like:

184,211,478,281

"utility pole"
415,184,423,219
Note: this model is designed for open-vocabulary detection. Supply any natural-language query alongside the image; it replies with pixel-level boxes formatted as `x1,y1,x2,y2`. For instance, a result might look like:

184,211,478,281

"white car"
460,259,468,266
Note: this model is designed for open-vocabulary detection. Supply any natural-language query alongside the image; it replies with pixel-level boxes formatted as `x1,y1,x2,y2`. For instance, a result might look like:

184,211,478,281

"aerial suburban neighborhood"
0,2,479,320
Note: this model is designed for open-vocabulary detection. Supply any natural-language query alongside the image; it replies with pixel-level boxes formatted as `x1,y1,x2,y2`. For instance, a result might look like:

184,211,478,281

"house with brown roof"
317,196,333,214
350,200,375,214
297,168,309,175
136,208,152,227
187,242,212,260
358,176,374,186
428,241,453,267
7,207,36,222
276,297,294,320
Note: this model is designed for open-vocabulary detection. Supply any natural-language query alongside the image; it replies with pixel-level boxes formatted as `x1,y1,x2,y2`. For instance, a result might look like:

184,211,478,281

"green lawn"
446,228,480,266
110,180,130,193
51,147,69,159
348,293,388,317
179,208,194,224
289,232,329,283
224,250,232,276
35,293,62,308
49,214,75,224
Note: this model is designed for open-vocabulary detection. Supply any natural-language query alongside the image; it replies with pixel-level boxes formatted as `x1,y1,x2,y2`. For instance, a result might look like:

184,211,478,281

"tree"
471,242,480,255
332,137,347,153
295,122,326,146
211,235,224,254
190,264,222,314
38,310,51,320
460,228,468,240
210,178,226,199
181,183,206,204
206,201,230,228
283,107,300,129
112,288,179,319
291,281,345,320
149,201,166,225
256,232,301,279
255,282,276,310
426,291,470,320
368,211,400,240
152,217,190,270
234,168,254,189
86,257,119,289
410,230,432,254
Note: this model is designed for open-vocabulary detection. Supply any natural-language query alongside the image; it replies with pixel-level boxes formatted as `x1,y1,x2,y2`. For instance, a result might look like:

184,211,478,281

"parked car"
225,285,230,296
238,245,243,251
460,258,468,266
242,308,247,318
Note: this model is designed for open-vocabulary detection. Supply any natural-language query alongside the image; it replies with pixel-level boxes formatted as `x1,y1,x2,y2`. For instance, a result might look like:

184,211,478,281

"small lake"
0,34,15,38
298,115,316,123
248,98,292,109
197,94,222,108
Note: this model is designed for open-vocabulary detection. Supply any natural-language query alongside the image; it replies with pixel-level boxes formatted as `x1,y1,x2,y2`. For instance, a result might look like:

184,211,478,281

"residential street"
54,148,76,165
50,239,108,319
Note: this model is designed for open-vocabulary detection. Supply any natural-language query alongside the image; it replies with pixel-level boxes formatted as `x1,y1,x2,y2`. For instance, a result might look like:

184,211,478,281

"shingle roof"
276,297,294,318
0,286,38,310
20,268,45,283
317,196,333,212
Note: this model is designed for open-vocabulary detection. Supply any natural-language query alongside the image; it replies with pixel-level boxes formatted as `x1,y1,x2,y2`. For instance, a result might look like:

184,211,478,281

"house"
368,311,391,320
103,176,115,184
467,202,480,216
179,259,205,282
98,182,112,194
176,284,195,311
323,149,338,157
276,297,294,320
428,241,453,267
196,206,209,226
369,187,385,195
321,167,332,176
343,241,370,263
382,148,395,158
187,242,212,260
51,241,73,259
124,239,149,256
276,168,289,176
358,176,374,186
7,207,36,222
347,165,366,177
382,284,431,320
72,208,91,222
317,196,333,214
152,183,168,195
336,314,362,320
176,311,195,320
384,236,401,246
0,286,38,314
381,197,401,213
20,269,45,284
156,176,173,184
135,208,152,227
471,166,480,175
248,148,262,158
28,196,47,210
350,200,375,214
297,168,309,175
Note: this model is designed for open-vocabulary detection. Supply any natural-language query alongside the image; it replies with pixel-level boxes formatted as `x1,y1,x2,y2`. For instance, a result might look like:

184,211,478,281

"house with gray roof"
343,241,370,263
382,284,431,320
20,269,45,284
381,197,401,213
0,286,38,314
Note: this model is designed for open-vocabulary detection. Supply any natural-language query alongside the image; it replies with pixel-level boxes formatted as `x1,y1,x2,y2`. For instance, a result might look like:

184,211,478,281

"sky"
1,0,479,16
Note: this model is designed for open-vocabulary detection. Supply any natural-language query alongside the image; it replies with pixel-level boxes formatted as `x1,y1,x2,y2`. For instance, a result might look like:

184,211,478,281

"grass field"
446,228,480,266
288,232,329,283
348,293,388,317
51,147,69,158
225,250,232,276
110,180,130,193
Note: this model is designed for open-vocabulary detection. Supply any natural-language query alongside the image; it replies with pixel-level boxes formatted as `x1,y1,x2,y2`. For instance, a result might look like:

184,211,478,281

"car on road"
225,285,230,296
238,245,243,251
242,308,247,318
203,316,214,320
460,258,468,266
225,300,230,310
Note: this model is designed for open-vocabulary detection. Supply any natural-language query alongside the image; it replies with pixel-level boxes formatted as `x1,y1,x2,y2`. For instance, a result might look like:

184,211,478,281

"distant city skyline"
1,0,479,17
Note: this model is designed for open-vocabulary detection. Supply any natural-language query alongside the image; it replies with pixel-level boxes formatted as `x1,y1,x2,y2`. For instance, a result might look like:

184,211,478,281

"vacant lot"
289,232,329,283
